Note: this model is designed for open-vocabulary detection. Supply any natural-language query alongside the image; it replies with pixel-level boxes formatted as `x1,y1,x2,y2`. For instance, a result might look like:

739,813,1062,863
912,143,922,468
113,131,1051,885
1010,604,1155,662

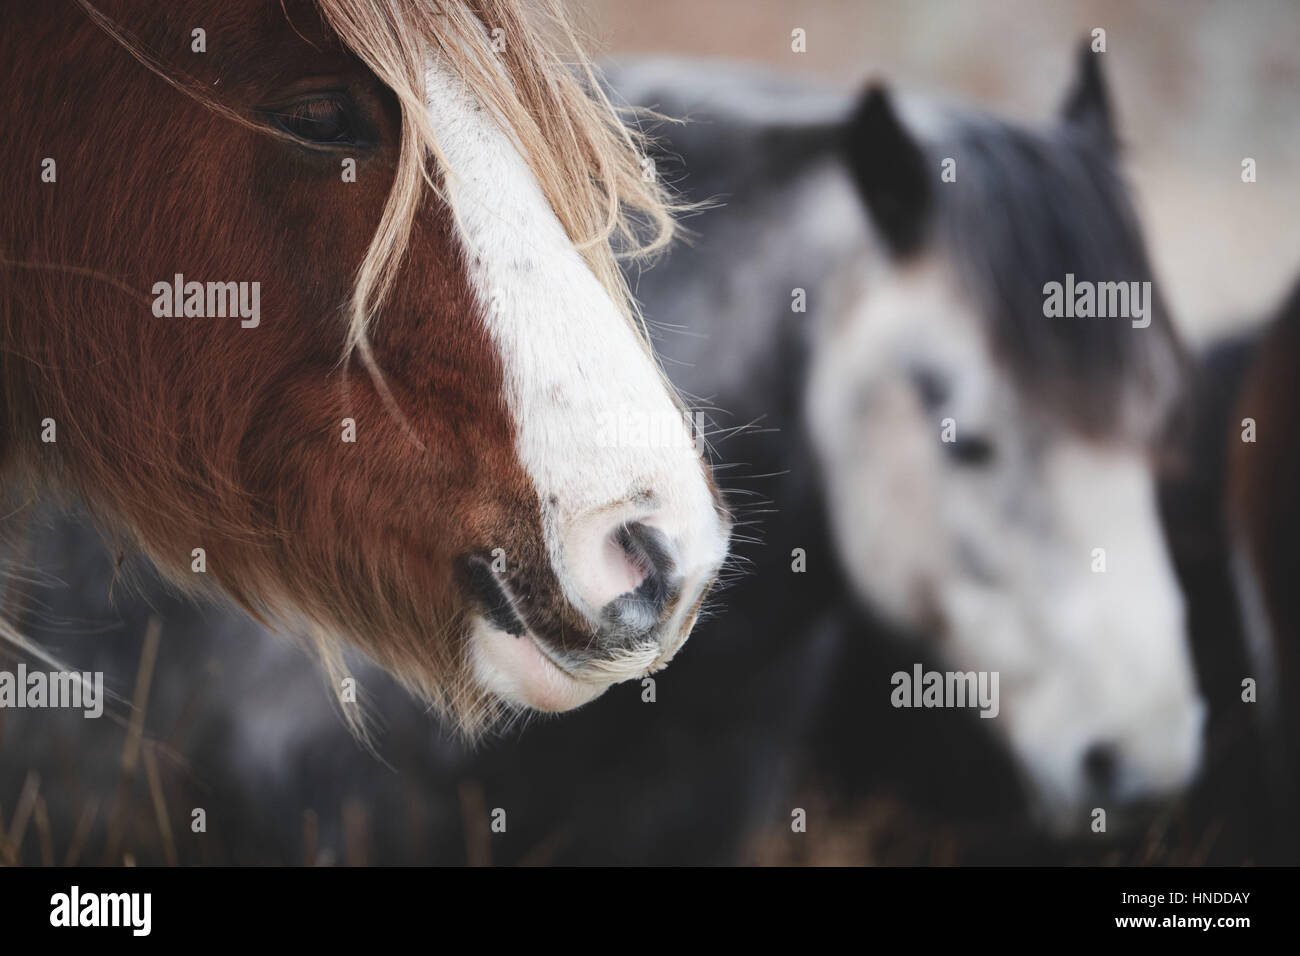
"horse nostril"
615,522,673,605
1083,742,1119,793
598,522,677,644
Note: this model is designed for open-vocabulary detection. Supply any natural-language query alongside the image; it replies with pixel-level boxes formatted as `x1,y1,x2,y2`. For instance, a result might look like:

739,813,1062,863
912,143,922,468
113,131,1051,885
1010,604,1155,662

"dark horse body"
1226,275,1300,862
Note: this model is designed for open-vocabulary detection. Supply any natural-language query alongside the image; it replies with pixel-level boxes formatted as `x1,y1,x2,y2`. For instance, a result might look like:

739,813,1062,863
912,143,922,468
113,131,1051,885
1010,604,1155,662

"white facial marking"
809,254,1204,822
422,60,727,710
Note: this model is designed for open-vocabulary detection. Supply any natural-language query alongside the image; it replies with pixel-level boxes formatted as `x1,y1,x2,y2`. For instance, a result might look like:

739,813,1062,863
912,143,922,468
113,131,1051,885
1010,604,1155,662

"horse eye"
910,367,950,411
945,434,996,466
270,98,358,145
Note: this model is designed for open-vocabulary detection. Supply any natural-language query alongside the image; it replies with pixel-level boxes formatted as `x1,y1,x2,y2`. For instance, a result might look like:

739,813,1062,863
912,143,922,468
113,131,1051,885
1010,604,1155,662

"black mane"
924,109,1186,441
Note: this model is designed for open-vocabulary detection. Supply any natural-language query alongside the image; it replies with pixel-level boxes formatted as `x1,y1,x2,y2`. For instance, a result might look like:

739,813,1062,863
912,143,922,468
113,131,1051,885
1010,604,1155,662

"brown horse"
0,0,730,733
1227,274,1300,855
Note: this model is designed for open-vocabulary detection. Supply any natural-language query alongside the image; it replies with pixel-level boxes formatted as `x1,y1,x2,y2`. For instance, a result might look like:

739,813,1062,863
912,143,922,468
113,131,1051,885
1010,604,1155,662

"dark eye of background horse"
267,97,366,146
945,434,996,467
909,365,951,411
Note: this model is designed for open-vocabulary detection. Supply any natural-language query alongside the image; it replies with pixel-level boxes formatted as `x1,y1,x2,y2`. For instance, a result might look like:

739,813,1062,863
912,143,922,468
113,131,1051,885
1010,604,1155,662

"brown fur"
1228,278,1300,727
0,0,677,732
1226,275,1300,858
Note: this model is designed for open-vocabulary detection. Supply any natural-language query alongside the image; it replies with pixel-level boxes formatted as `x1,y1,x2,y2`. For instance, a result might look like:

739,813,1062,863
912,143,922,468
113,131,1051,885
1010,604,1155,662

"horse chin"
468,617,610,713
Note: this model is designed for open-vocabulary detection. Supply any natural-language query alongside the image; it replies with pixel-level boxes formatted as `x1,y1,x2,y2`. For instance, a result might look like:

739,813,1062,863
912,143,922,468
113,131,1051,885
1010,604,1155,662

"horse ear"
843,84,931,256
1060,42,1116,150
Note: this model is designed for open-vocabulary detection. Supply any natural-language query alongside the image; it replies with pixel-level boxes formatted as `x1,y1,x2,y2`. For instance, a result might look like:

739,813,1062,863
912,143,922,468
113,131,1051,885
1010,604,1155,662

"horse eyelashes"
270,98,359,146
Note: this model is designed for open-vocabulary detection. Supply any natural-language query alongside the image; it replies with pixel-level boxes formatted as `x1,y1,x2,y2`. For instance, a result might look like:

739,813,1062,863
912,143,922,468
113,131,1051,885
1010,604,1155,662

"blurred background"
575,0,1300,342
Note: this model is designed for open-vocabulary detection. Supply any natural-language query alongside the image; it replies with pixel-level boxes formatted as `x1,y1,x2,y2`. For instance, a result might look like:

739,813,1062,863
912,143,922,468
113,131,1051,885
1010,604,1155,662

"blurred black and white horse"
619,47,1204,827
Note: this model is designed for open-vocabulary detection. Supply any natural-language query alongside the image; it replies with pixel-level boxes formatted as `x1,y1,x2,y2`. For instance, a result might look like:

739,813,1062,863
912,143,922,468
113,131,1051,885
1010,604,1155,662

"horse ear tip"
1062,40,1114,140
862,81,891,107
850,81,895,127
1078,40,1105,81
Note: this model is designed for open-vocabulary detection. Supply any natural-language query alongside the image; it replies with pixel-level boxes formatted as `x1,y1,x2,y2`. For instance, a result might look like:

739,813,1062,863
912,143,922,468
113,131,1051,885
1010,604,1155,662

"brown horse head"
0,0,730,732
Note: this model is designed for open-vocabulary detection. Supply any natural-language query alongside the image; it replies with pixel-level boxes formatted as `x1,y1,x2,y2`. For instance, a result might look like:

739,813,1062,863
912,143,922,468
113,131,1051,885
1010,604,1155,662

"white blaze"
422,60,726,705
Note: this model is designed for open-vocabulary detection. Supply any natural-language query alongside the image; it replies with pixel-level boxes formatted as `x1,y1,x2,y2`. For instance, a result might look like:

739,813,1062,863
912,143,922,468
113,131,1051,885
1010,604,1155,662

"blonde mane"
319,0,672,342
